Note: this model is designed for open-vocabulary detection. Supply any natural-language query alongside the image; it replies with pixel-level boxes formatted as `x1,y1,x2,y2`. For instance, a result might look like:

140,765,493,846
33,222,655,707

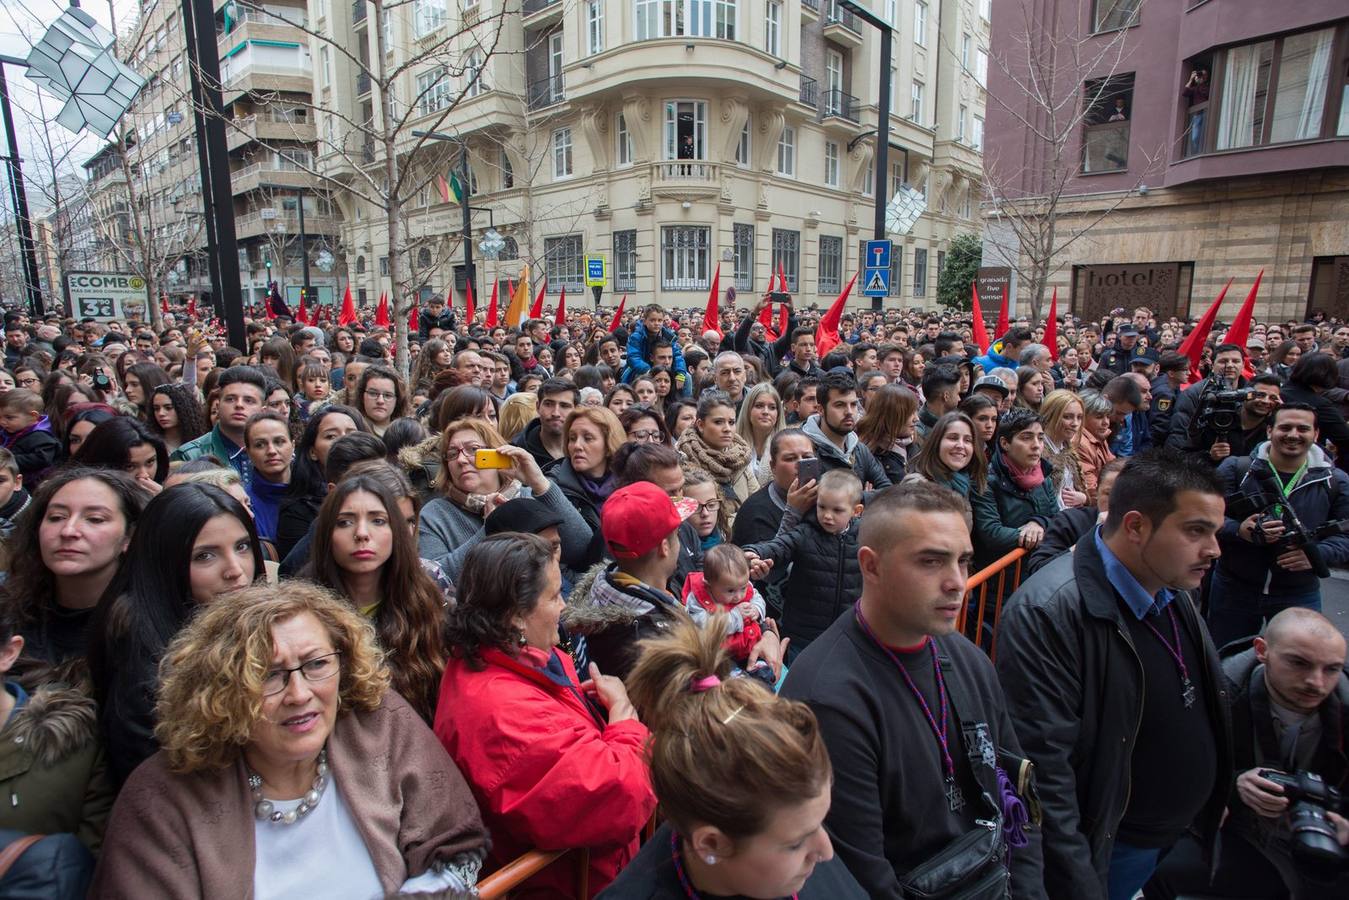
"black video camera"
1194,382,1253,443
1257,770,1346,870
1226,464,1349,579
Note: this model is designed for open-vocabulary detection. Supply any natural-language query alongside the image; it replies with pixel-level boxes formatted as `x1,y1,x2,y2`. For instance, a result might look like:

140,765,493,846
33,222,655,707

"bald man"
1147,608,1349,899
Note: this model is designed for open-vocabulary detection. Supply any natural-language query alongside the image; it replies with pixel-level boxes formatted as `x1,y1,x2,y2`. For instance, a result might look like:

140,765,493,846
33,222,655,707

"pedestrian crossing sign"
864,268,890,297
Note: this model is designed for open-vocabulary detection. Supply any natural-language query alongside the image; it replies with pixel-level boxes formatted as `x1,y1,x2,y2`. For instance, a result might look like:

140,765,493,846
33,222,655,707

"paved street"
1322,570,1349,643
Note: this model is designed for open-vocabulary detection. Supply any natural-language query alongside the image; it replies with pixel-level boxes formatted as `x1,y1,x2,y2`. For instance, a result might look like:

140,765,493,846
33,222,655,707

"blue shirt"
1111,414,1134,456
1094,526,1175,619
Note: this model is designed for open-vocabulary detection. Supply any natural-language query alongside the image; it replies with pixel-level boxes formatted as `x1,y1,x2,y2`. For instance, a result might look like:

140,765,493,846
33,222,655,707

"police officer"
1099,323,1151,375
1148,352,1191,447
1146,608,1349,899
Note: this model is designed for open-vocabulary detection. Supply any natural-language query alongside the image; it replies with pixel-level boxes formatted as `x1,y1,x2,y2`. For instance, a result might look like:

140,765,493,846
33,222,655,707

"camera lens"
1289,803,1348,870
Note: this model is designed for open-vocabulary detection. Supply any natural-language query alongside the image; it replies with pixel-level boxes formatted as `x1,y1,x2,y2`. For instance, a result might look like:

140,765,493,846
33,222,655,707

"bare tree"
981,2,1162,322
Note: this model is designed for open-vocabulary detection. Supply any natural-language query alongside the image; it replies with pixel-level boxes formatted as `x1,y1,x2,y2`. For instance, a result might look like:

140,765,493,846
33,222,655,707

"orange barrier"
476,847,588,899
479,555,1033,896
959,548,1028,660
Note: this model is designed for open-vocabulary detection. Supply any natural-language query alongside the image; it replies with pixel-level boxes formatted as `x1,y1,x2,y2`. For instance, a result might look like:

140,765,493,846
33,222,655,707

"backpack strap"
0,834,44,881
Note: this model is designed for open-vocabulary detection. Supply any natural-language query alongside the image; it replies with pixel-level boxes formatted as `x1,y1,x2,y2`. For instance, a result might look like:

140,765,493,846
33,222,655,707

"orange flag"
815,271,859,358
504,265,530,327
970,282,990,353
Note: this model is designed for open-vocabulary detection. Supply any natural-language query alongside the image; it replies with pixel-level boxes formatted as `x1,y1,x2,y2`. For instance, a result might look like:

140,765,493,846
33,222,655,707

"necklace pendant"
1181,677,1197,709
945,776,965,813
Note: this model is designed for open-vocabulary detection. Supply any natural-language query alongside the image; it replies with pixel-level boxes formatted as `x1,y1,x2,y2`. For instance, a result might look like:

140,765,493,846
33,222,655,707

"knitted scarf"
1003,457,1046,492
445,477,521,517
677,428,753,484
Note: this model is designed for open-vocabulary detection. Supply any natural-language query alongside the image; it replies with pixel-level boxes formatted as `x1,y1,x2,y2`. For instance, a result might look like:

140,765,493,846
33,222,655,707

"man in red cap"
563,482,786,680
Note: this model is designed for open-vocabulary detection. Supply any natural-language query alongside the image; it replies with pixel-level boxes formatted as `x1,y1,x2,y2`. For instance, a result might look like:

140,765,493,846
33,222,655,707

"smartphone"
770,291,791,305
796,458,821,485
474,449,512,470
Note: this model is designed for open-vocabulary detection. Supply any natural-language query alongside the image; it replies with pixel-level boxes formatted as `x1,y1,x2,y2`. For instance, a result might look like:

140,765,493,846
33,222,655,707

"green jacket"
170,425,252,483
0,684,115,853
971,452,1059,569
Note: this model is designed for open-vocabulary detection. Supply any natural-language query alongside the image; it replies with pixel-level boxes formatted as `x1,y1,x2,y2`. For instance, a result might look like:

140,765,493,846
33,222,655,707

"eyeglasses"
629,429,662,442
262,652,340,696
446,443,486,461
364,389,396,402
694,499,722,514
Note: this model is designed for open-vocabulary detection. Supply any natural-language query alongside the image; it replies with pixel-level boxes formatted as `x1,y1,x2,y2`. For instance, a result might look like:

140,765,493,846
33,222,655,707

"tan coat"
91,691,488,899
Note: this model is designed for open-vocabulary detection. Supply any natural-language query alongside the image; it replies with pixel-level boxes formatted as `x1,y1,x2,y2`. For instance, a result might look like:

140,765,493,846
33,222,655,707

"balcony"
799,75,818,108
528,75,565,111
522,0,562,24
650,160,723,199
823,6,863,46
821,88,859,123
1082,121,1130,173
230,161,320,194
352,0,366,25
226,112,316,152
802,0,821,16
235,210,339,240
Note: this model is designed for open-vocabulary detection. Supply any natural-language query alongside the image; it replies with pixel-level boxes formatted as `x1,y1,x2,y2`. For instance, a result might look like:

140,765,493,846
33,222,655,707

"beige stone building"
316,0,988,312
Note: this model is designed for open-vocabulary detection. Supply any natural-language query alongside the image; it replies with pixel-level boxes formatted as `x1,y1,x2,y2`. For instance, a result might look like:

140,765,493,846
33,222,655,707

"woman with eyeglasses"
619,405,672,447
92,583,489,898
148,382,207,455
418,417,592,582
89,483,262,786
681,468,730,552
12,362,46,393
356,365,408,438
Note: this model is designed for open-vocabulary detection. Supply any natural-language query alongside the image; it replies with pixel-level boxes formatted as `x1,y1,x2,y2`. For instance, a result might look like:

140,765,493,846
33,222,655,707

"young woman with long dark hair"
148,382,207,454
74,416,170,496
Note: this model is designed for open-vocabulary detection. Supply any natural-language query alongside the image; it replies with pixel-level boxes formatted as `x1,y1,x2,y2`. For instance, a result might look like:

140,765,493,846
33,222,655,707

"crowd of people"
0,291,1347,898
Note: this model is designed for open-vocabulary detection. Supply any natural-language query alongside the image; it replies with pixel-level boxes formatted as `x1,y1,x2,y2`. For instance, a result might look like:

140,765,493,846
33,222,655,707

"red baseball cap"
601,482,697,559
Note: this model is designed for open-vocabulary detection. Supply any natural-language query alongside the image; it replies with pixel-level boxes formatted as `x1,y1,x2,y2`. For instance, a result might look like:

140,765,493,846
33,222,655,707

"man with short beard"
513,379,574,472
801,372,890,488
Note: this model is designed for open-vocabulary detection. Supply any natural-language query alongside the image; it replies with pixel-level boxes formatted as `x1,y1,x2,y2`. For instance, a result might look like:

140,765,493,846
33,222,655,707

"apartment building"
985,0,1349,322
317,0,988,312
82,0,340,307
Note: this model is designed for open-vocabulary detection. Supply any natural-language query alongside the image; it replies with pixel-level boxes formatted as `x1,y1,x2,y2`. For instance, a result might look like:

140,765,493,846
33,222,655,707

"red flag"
815,272,859,358
338,285,357,326
777,303,790,341
758,298,778,341
995,284,1009,339
608,295,626,333
778,263,788,293
408,305,419,333
702,264,721,337
1043,289,1059,361
970,282,990,353
297,292,308,326
187,295,197,319
529,279,546,318
463,283,475,325
264,293,276,320
1178,278,1234,383
375,292,390,328
1221,269,1263,351
508,278,516,301
554,286,567,326
160,294,169,315
485,282,500,328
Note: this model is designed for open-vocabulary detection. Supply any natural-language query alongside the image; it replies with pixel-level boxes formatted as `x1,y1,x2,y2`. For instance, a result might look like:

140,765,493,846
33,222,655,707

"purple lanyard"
1139,605,1190,685
854,601,956,783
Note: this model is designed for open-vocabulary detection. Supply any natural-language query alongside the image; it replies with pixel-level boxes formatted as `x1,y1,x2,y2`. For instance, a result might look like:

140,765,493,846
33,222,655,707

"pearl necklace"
248,748,330,826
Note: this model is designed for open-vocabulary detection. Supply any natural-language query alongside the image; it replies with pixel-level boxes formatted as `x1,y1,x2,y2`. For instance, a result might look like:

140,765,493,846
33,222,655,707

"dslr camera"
1258,770,1346,870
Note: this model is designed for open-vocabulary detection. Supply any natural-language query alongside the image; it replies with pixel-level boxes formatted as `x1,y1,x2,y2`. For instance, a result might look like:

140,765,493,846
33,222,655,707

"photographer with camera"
1145,608,1349,899
1168,361,1280,466
1209,403,1349,647
1165,343,1248,451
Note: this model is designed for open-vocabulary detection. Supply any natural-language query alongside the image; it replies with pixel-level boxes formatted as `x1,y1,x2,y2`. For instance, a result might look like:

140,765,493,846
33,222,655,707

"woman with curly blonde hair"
92,582,488,899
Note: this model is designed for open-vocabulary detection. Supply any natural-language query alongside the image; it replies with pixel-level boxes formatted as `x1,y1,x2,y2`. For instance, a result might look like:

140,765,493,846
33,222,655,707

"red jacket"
434,646,654,898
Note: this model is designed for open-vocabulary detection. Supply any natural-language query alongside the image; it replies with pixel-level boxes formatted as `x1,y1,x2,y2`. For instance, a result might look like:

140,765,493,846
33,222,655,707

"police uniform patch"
1157,397,1172,412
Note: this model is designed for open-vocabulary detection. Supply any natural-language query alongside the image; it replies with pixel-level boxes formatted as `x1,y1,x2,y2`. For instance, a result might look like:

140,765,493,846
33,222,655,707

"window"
664,100,707,160
975,50,988,87
614,230,637,291
957,105,967,141
913,1,927,47
771,228,799,291
636,0,738,40
979,0,991,21
414,0,447,37
765,1,782,56
661,226,712,290
735,117,751,167
862,162,873,195
776,126,795,176
379,256,389,276
911,81,924,123
356,256,366,275
587,1,604,55
733,223,754,291
885,0,898,26
961,34,971,69
972,115,984,151
553,128,573,177
1082,73,1133,172
417,67,451,115
465,50,486,97
824,141,839,187
913,248,928,297
617,113,634,166
320,46,331,88
818,236,842,294
1270,29,1333,144
1093,0,1140,32
891,159,905,198
544,236,584,292
1209,29,1337,151
500,150,514,188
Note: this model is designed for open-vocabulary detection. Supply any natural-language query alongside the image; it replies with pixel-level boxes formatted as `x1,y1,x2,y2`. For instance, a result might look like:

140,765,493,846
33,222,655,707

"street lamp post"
0,58,45,316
